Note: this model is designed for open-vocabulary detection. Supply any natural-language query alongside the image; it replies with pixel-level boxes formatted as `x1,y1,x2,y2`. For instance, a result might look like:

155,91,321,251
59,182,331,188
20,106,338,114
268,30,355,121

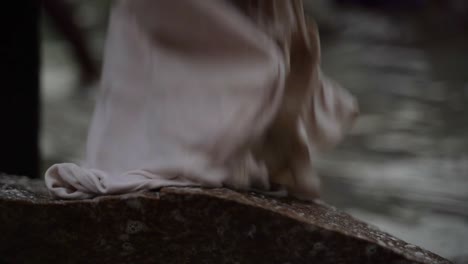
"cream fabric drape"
45,0,358,200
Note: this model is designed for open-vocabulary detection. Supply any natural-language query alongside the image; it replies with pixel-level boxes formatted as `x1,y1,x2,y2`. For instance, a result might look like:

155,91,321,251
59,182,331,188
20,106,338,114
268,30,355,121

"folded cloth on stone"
45,0,358,200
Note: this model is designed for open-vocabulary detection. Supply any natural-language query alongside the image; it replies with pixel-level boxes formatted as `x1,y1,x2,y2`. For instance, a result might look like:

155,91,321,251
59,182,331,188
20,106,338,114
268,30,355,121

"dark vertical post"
0,1,40,177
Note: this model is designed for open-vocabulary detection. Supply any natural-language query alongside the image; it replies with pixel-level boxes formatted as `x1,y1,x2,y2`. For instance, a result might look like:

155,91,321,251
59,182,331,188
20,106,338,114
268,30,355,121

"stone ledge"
0,175,451,263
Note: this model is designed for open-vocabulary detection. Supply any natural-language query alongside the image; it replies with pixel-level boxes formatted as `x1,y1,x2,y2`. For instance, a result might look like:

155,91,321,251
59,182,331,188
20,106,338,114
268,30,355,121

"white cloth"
45,0,358,200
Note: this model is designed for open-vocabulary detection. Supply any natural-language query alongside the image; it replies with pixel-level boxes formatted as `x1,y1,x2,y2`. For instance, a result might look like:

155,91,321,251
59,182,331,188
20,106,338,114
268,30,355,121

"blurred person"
44,0,358,200
42,0,99,86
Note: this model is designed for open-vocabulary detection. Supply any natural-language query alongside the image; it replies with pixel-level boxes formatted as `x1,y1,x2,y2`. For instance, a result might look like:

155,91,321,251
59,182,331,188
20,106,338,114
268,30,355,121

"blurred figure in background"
42,0,99,87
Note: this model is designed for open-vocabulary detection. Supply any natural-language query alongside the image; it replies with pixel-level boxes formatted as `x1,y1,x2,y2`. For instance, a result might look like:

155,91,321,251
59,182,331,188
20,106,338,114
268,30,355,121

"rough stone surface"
0,175,451,264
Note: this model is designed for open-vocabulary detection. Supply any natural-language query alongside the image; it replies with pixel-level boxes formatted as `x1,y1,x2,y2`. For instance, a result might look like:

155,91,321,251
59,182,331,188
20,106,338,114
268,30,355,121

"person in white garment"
45,0,358,200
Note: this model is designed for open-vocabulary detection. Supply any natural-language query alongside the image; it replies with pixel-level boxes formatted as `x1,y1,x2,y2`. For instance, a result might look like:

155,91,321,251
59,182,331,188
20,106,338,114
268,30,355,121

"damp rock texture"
0,175,451,264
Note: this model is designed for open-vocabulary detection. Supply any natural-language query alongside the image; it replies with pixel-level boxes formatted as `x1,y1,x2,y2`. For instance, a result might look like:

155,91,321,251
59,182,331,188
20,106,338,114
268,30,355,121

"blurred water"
41,2,468,262
317,6,468,262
